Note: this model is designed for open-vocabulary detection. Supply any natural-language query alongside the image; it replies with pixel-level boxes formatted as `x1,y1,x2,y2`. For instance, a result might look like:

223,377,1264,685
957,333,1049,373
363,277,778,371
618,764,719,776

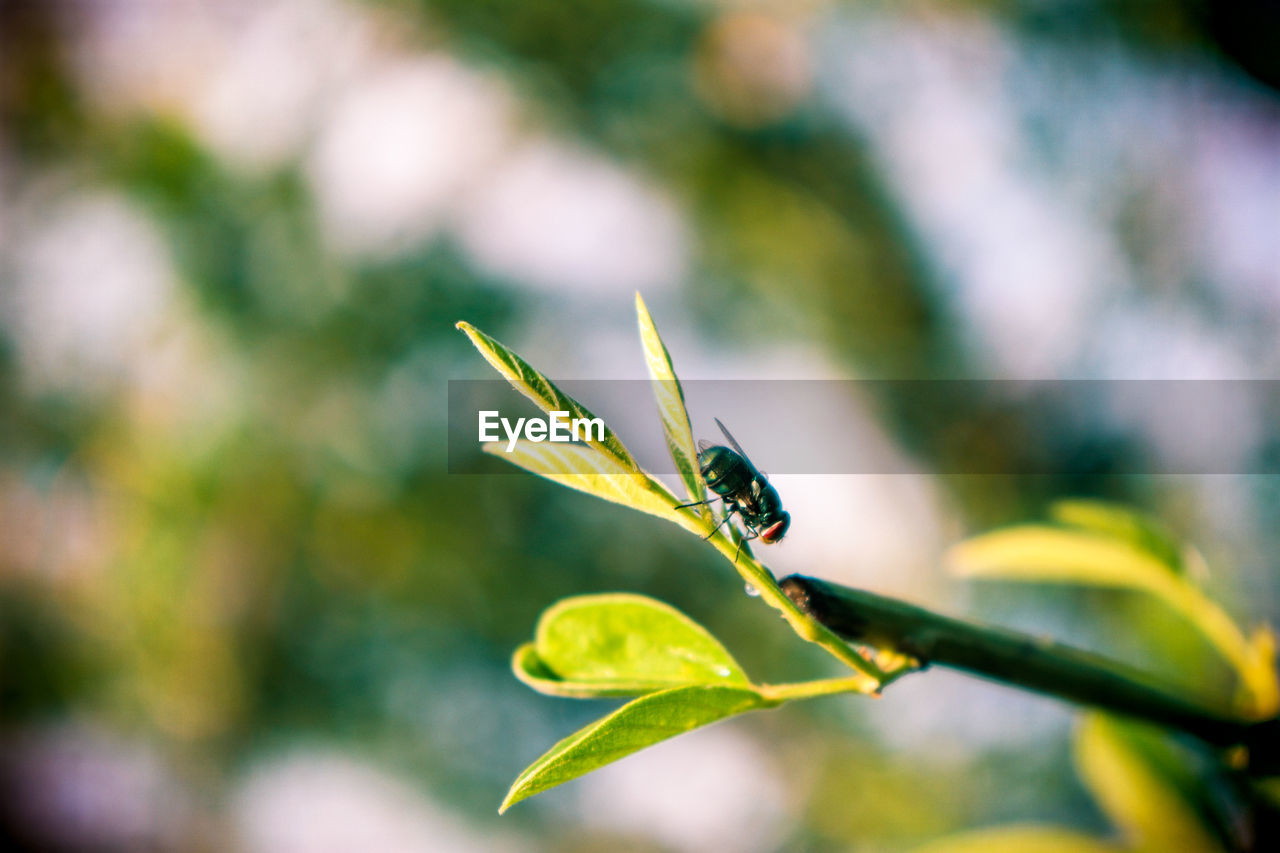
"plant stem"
780,574,1277,759
759,675,887,703
703,532,888,687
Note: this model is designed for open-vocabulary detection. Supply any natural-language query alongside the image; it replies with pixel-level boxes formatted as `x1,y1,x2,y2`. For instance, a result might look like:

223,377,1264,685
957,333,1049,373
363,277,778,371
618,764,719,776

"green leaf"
512,593,749,698
457,321,637,470
948,524,1178,594
911,827,1122,853
499,684,771,812
1074,714,1222,853
635,293,707,515
1050,499,1186,575
482,441,707,540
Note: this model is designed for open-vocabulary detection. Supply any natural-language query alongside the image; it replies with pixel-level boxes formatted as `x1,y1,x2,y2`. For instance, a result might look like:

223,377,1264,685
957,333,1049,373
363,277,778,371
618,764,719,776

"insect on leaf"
511,593,749,699
499,684,772,813
635,293,708,517
457,321,637,470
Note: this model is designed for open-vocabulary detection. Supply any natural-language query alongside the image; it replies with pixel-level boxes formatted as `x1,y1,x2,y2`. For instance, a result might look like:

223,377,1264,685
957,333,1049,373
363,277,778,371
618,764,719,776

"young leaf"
512,593,748,699
948,525,1178,595
1050,499,1186,575
457,321,637,470
635,293,707,515
482,441,707,540
499,684,772,812
1074,714,1222,853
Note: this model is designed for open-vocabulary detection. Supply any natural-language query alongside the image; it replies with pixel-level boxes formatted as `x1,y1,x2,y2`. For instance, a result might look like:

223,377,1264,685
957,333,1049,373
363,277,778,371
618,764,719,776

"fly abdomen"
698,445,753,498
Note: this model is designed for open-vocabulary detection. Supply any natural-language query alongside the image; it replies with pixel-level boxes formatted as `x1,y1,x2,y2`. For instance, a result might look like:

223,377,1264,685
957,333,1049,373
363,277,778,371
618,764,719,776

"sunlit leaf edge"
457,321,637,470
512,643,690,698
499,683,772,813
635,292,708,515
481,441,707,540
1050,499,1185,575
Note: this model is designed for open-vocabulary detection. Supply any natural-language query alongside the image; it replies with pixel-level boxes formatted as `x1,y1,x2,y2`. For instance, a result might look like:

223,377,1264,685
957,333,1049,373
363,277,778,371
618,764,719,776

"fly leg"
676,496,744,550
674,495,722,511
732,524,759,564
703,507,737,541
675,495,733,540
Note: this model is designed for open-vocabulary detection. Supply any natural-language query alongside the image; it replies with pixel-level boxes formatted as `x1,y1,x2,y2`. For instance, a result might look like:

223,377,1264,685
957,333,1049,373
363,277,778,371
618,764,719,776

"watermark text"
479,410,605,452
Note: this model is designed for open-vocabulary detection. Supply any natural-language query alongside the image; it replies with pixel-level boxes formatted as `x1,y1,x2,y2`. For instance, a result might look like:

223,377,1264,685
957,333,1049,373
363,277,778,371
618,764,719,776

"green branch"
780,574,1279,771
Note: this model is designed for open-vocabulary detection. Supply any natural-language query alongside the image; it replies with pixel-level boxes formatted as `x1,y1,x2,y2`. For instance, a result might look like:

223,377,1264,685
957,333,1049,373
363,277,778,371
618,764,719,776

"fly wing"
696,439,716,453
714,418,759,472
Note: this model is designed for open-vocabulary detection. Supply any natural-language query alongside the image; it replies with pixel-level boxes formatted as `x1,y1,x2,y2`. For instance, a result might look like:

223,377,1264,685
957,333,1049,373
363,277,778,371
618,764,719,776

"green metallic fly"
676,418,790,557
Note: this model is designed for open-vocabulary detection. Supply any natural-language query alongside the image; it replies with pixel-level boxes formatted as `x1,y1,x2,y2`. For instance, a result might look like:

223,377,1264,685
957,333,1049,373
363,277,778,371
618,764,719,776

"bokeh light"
1,0,1277,850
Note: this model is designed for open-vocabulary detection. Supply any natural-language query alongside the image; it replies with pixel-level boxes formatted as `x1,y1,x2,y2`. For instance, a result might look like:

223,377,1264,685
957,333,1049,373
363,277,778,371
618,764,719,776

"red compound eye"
760,518,788,543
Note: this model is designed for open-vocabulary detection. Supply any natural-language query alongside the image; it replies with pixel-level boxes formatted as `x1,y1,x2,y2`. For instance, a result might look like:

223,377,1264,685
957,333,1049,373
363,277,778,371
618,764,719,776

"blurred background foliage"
0,0,1278,850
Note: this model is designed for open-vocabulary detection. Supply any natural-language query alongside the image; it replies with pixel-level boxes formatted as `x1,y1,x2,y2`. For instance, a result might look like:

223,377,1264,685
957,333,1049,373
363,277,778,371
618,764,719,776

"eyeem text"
478,410,605,452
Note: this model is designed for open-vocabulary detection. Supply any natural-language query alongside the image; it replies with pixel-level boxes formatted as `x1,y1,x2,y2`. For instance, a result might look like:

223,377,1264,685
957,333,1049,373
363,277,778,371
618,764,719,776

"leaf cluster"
459,295,907,810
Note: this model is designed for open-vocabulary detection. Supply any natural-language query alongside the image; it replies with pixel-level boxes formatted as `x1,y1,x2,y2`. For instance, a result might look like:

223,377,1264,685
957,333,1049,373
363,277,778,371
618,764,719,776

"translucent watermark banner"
446,380,1280,475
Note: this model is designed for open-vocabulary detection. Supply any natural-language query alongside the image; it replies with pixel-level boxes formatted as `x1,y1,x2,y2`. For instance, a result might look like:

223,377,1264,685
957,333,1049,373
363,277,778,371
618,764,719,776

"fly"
676,418,790,560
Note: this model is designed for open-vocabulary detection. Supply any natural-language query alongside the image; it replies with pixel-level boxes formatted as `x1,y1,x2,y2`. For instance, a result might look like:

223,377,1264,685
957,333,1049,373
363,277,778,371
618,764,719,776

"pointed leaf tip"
456,321,639,471
499,684,770,812
634,295,706,512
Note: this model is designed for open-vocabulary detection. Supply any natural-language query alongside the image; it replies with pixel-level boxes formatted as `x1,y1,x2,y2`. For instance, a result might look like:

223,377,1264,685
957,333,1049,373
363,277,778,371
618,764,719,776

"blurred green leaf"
913,715,1232,853
1256,777,1280,809
912,827,1122,853
949,520,1280,717
948,524,1177,593
1074,714,1222,853
514,593,748,699
457,321,637,470
635,292,707,517
1243,626,1280,718
499,683,772,813
1050,499,1186,575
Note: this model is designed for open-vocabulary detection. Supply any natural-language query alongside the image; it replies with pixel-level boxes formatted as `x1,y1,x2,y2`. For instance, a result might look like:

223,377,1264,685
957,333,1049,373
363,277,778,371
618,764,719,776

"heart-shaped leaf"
499,684,772,812
512,593,749,698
